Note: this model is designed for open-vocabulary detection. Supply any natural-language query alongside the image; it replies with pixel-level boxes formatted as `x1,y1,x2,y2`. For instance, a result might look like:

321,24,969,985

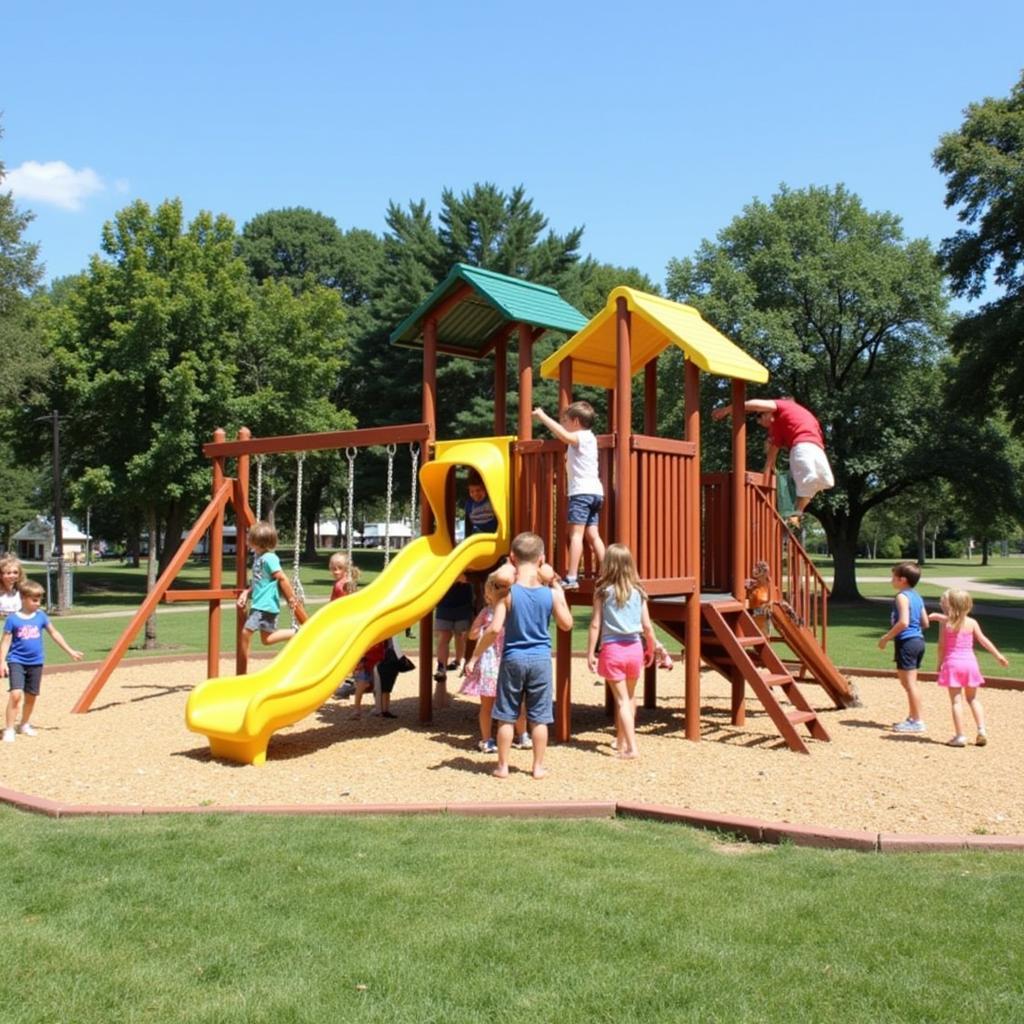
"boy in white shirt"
533,401,606,589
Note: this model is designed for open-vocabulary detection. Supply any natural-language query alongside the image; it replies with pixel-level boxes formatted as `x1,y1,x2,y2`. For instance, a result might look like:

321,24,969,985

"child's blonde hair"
942,588,973,631
19,580,44,600
0,556,26,592
485,571,510,604
594,543,645,608
329,551,360,592
248,521,278,551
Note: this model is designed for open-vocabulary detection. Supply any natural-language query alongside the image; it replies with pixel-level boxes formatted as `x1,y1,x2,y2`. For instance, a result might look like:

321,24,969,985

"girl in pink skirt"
586,544,656,759
932,589,1008,747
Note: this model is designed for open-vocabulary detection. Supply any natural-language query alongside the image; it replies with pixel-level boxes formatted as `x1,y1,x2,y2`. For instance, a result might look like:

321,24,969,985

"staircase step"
786,710,818,725
762,674,793,687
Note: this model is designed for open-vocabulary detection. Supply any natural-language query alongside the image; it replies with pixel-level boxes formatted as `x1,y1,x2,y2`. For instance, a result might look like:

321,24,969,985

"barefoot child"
931,589,1008,747
465,532,572,778
878,561,929,733
586,544,656,759
2,581,83,741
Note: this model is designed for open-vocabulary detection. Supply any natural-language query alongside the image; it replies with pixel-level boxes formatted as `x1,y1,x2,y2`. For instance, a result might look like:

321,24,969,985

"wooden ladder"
701,602,830,754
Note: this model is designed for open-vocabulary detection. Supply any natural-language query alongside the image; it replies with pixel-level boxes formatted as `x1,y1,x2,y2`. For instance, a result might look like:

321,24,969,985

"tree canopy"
666,183,950,599
934,70,1024,431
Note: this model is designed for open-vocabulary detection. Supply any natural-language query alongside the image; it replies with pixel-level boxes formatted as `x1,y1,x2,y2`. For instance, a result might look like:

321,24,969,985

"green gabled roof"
389,263,588,359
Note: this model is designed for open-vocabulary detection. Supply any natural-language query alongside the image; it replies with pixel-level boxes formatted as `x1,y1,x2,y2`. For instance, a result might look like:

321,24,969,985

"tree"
666,184,950,600
934,70,1024,431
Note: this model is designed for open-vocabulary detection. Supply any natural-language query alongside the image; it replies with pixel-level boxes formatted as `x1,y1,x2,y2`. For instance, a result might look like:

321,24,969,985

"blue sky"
4,0,1023,302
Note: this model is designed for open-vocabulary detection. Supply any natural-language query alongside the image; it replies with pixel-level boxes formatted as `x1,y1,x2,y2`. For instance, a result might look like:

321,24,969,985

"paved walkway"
836,576,1024,619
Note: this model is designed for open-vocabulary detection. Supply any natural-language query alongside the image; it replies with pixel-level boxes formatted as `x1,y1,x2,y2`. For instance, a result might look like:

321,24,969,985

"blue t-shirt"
4,610,50,665
503,584,553,660
251,551,283,612
464,496,498,535
892,588,925,642
600,586,643,644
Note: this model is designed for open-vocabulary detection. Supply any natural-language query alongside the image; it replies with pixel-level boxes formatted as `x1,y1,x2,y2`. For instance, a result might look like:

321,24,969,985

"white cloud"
6,160,105,211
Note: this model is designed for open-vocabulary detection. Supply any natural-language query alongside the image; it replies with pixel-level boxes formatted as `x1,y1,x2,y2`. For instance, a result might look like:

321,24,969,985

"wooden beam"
204,422,432,459
731,378,747,600
518,321,534,441
684,359,702,742
615,297,632,549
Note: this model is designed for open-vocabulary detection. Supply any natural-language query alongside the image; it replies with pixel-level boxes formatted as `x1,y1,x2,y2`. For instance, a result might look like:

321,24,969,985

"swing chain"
346,446,357,560
254,455,264,522
291,453,306,627
409,442,420,538
383,443,396,567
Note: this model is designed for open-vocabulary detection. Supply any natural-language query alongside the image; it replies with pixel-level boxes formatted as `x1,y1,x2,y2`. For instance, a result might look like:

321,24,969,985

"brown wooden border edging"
1,785,1020,853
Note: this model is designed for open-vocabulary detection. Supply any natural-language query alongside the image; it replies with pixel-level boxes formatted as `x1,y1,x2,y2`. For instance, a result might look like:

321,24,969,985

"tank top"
600,586,643,644
892,588,924,641
503,583,553,660
567,430,603,496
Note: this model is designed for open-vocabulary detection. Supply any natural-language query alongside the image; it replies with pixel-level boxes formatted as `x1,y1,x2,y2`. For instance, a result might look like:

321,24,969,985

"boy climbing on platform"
533,401,606,588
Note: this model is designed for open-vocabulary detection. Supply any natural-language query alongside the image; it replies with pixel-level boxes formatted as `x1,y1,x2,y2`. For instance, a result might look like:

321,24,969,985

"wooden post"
615,297,632,550
554,623,572,741
209,429,225,680
420,317,438,722
731,379,747,600
235,427,251,675
518,321,533,441
559,357,573,413
494,332,507,435
684,360,702,742
644,358,658,434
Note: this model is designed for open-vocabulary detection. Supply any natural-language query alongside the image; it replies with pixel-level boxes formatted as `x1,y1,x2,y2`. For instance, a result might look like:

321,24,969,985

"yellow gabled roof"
539,286,769,387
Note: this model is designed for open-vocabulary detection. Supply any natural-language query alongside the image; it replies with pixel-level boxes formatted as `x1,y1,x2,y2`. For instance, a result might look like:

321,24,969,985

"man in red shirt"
712,398,834,525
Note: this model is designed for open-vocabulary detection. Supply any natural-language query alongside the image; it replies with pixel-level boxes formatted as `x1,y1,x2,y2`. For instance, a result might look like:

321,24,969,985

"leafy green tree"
934,71,1024,430
666,184,950,600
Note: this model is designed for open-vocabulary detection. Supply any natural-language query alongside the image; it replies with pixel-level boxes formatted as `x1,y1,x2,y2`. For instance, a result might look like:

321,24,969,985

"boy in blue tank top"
878,561,930,733
464,532,572,779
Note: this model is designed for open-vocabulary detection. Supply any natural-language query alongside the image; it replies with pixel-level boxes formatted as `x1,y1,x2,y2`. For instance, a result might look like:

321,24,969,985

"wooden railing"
744,476,830,649
700,472,731,592
512,433,697,591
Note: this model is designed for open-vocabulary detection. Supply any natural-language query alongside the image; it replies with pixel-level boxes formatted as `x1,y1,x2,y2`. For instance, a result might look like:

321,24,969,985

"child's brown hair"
511,531,545,565
891,561,921,587
565,400,595,429
248,521,278,551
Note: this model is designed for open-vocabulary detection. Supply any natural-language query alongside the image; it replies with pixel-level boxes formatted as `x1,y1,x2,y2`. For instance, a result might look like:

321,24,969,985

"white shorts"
789,442,834,498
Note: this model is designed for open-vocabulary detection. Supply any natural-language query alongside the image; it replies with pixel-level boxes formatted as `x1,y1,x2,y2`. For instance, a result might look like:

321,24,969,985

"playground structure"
75,262,855,764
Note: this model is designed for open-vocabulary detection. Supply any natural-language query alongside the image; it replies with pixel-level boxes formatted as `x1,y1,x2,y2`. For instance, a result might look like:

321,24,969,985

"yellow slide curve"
185,437,513,765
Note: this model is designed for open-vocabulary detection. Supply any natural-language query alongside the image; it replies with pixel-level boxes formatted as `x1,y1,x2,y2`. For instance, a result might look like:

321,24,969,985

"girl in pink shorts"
586,544,656,759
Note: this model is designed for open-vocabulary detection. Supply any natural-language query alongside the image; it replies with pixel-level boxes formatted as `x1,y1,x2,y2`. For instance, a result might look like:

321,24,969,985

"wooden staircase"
768,604,860,709
700,601,830,754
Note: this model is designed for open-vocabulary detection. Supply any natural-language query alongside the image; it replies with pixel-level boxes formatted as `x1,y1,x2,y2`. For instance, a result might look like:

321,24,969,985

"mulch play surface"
2,656,1021,836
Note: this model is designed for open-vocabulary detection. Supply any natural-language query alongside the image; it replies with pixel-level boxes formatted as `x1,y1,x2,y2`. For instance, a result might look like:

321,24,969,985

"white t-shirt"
567,429,603,497
0,589,22,618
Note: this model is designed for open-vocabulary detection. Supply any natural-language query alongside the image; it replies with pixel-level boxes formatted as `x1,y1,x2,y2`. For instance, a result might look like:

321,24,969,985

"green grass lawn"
1,809,1021,1024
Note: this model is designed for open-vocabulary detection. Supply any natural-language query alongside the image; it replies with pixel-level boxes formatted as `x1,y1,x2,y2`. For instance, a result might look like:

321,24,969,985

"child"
464,471,498,536
930,589,1007,747
0,556,26,619
432,575,474,707
465,532,573,779
460,571,530,754
236,521,305,664
878,561,929,733
2,580,83,741
533,401,606,589
328,552,360,699
586,544,656,759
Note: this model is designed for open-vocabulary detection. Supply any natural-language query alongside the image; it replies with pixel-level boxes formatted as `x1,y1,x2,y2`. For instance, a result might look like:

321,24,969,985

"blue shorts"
494,655,553,726
244,609,279,634
894,636,925,671
567,493,603,527
7,663,43,696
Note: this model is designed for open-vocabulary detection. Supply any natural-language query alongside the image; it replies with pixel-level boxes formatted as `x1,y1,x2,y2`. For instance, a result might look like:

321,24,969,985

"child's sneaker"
512,731,533,750
892,718,926,734
561,577,579,591
446,660,460,671
477,738,497,754
946,734,967,747
976,732,988,747
2,728,14,743
17,723,37,737
433,664,446,683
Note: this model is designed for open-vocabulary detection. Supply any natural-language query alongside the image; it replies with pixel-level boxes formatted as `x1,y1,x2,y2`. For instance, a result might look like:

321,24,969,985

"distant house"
314,518,362,549
359,521,414,550
12,517,90,563
187,524,238,557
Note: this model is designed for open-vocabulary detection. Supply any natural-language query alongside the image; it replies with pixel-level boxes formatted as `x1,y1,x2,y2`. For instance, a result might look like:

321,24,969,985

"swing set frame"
73,421,431,714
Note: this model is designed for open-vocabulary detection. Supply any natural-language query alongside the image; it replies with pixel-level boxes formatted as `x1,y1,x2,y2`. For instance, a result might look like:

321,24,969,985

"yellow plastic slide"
185,437,513,765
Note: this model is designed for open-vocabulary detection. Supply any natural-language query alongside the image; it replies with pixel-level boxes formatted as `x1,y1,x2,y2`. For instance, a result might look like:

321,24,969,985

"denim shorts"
8,662,43,696
567,493,603,527
244,609,279,634
494,655,553,725
435,611,473,633
894,636,925,670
